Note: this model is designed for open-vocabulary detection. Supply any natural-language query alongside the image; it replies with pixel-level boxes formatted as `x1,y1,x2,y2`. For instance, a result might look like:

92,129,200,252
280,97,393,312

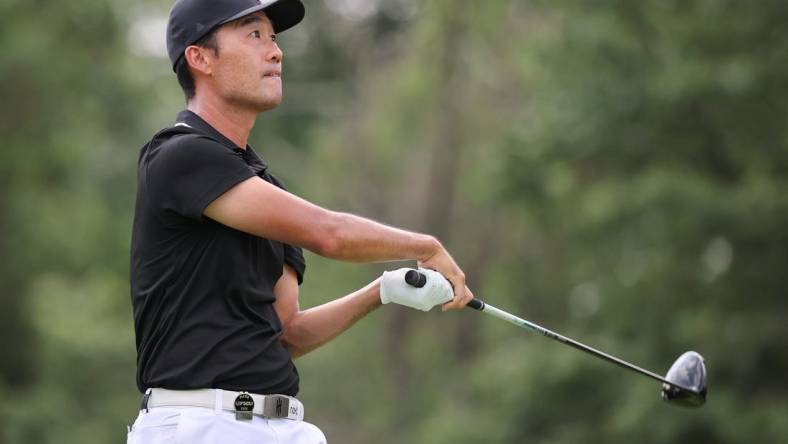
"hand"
380,268,454,311
418,243,473,311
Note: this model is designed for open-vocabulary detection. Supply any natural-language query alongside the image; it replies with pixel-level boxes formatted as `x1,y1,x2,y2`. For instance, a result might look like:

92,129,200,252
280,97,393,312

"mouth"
263,71,281,79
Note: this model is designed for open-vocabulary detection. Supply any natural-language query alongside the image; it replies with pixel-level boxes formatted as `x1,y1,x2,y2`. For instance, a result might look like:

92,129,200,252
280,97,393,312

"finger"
455,275,467,304
451,271,465,298
443,281,462,311
442,285,473,311
455,286,472,309
442,276,467,311
462,285,474,305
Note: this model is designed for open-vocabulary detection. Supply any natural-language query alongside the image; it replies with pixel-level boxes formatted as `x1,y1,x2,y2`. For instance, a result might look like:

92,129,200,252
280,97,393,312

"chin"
233,94,282,113
256,96,282,112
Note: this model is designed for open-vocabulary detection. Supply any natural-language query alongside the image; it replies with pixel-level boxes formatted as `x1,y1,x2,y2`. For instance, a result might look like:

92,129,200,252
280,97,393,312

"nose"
267,40,283,64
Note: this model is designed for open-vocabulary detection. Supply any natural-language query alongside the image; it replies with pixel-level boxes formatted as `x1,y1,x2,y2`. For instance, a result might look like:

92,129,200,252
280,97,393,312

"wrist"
416,235,442,262
370,278,383,307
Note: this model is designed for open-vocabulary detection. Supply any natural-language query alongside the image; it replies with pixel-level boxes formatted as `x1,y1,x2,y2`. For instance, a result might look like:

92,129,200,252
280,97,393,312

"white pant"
127,406,327,444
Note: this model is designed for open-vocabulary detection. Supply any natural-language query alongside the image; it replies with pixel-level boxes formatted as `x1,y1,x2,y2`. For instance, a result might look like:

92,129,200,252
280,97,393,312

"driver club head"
661,351,707,407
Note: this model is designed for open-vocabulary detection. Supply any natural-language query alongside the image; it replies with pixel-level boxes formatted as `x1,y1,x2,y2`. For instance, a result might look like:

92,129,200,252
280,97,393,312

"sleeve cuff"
283,244,306,285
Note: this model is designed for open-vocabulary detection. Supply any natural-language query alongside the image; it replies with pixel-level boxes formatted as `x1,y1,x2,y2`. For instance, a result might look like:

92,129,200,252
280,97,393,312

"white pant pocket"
127,409,181,444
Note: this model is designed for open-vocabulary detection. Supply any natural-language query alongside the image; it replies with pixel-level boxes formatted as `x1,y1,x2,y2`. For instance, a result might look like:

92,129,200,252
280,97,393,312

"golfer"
128,0,473,442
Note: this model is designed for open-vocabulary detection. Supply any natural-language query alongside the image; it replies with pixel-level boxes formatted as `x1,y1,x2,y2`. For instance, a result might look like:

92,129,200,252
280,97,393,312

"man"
128,0,473,442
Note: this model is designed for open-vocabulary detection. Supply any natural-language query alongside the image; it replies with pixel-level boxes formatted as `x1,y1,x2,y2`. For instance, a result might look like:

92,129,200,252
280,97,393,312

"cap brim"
221,0,305,33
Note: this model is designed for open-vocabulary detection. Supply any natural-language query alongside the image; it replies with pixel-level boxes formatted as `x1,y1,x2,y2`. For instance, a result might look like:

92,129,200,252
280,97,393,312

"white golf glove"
380,268,454,311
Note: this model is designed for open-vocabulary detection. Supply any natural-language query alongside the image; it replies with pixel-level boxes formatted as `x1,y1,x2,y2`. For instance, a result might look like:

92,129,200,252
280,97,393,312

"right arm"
204,176,471,309
204,176,438,261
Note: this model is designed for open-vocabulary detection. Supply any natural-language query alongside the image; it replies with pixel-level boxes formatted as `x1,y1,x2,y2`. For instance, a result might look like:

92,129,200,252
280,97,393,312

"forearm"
324,212,441,263
205,179,441,263
323,212,471,310
281,279,382,358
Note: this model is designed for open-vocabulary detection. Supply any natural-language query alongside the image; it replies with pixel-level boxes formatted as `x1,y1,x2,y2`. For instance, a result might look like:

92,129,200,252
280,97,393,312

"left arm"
273,265,382,358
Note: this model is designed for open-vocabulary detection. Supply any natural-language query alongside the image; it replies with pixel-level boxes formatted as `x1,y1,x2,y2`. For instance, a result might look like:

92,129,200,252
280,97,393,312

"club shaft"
471,299,698,393
401,269,699,394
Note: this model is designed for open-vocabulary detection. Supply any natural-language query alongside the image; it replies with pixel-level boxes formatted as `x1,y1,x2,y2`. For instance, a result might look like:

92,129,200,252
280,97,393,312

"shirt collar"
175,110,269,172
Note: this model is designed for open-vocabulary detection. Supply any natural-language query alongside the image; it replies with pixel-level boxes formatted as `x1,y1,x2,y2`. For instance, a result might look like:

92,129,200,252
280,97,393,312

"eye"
250,30,261,38
270,34,277,42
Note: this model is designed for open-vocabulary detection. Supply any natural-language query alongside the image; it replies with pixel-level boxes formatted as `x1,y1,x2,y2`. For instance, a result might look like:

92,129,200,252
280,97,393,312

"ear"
184,45,213,76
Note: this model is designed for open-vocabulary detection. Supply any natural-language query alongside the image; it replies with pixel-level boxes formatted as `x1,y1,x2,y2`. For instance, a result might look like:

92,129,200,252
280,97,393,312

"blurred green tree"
297,0,788,443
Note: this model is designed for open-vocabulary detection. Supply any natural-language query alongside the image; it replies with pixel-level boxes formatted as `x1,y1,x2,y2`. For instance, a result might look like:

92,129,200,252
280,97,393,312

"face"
207,12,283,112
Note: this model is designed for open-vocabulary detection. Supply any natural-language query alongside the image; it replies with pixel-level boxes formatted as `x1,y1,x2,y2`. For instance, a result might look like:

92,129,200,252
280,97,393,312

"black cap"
166,0,305,71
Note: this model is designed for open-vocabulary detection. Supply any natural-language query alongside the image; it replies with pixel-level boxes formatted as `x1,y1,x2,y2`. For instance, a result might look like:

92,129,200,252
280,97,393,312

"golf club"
404,269,707,407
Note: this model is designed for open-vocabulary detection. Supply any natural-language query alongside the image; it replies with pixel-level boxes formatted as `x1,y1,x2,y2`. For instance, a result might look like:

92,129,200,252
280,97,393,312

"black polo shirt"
130,110,305,396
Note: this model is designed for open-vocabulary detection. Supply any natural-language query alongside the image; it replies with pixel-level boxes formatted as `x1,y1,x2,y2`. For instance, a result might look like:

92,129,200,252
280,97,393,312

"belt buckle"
262,394,290,419
234,392,255,421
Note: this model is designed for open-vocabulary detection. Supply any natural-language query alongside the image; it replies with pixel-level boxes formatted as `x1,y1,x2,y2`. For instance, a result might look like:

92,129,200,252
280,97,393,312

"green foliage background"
1,0,786,442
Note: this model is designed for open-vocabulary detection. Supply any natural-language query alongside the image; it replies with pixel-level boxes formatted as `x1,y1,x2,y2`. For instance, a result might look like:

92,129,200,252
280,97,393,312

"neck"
187,92,256,149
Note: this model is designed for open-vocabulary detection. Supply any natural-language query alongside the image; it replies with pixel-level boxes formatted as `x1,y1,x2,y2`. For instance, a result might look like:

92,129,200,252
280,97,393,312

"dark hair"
175,29,220,101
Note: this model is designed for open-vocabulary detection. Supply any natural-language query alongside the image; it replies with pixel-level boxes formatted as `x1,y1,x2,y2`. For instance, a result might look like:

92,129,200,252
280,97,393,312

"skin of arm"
204,176,473,309
273,265,382,358
205,176,438,261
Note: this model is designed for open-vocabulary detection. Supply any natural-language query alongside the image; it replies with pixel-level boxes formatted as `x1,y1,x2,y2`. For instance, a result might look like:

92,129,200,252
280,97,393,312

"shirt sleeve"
264,171,307,285
147,134,255,221
283,244,306,285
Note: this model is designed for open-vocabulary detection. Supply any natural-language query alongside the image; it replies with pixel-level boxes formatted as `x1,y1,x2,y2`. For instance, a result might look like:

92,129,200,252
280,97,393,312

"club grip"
466,298,485,311
404,269,427,288
403,269,485,311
